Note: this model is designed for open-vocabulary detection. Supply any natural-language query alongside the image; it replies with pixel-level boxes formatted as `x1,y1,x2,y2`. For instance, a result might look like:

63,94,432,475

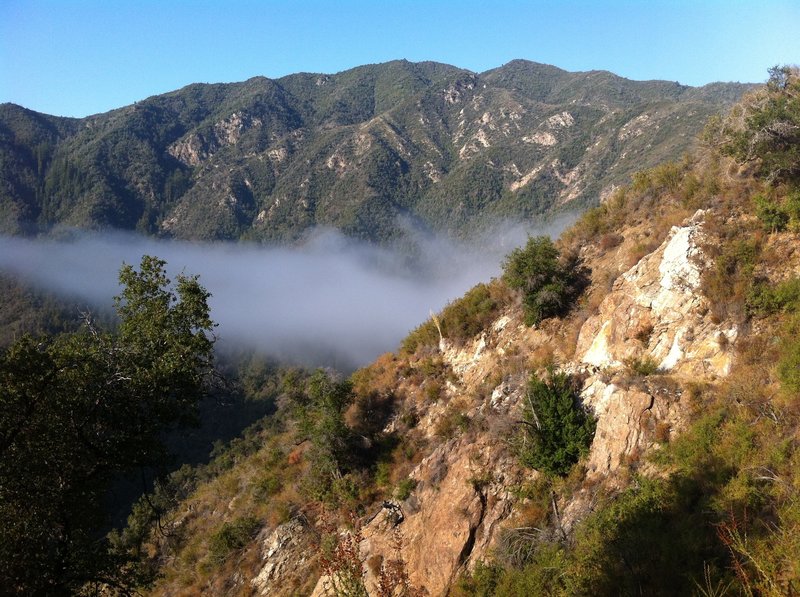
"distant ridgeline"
0,60,751,243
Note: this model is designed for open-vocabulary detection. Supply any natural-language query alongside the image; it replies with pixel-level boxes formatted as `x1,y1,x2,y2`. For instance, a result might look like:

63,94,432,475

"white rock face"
267,147,288,163
522,131,557,146
619,113,652,140
658,225,703,290
509,165,543,192
577,211,733,378
167,112,262,166
582,320,619,368
548,111,575,128
251,519,312,596
459,128,492,158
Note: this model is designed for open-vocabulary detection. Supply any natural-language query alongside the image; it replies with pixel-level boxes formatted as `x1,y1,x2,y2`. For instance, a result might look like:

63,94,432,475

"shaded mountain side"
0,60,751,242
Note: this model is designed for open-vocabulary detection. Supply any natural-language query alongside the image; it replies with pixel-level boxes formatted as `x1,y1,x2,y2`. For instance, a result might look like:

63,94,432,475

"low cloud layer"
0,217,574,369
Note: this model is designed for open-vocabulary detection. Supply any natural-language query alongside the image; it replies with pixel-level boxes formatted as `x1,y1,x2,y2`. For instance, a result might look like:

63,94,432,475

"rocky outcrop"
168,112,264,166
251,518,317,596
157,207,739,597
354,437,519,596
577,210,735,379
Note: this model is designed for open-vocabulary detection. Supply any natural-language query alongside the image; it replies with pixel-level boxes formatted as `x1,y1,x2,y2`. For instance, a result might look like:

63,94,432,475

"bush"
208,516,261,565
285,370,358,504
624,356,661,377
400,281,508,353
435,405,471,439
253,474,282,499
754,194,789,232
400,320,440,354
565,476,726,596
702,236,761,322
439,282,505,342
517,370,596,476
778,315,800,394
395,478,417,500
747,277,800,316
502,236,586,326
598,232,623,251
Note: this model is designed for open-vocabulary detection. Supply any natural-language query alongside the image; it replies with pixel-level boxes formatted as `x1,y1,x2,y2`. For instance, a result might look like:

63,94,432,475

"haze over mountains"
0,60,751,244
0,219,572,369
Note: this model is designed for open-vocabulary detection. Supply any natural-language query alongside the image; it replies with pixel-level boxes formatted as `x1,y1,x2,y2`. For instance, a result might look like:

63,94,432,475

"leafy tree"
716,65,800,185
285,370,358,503
502,236,585,326
0,256,215,595
517,370,596,477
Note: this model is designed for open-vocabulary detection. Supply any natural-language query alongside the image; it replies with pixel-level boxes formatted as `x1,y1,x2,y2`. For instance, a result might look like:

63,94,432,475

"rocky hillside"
0,60,750,242
109,68,800,596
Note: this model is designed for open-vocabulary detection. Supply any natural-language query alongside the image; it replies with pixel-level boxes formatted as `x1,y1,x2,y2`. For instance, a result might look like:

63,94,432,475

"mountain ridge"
0,60,753,242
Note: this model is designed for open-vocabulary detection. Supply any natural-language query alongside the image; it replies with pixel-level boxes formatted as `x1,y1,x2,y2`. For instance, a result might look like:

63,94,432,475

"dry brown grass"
654,421,671,444
598,232,624,251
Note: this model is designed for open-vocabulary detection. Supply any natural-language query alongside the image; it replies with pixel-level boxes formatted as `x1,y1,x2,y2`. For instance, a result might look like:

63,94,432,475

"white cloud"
0,216,574,369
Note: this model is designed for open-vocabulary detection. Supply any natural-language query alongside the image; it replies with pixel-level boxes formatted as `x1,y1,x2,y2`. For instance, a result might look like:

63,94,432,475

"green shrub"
786,190,800,225
440,283,503,342
457,545,568,597
456,560,503,596
502,236,586,326
624,355,661,376
374,462,391,488
253,474,282,499
576,204,610,237
565,476,726,596
285,370,357,504
400,282,507,353
778,315,800,394
649,162,683,193
400,319,440,354
435,407,471,439
517,370,596,476
702,236,761,321
425,379,443,401
747,277,800,316
395,478,417,501
754,194,789,232
719,65,800,185
208,516,261,565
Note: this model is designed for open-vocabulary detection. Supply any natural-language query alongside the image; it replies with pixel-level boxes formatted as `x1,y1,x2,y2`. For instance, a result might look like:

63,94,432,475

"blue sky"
1,0,798,118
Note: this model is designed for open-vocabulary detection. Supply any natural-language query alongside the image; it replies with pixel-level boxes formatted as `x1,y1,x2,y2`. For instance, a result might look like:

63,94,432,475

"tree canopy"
714,65,800,185
0,256,215,594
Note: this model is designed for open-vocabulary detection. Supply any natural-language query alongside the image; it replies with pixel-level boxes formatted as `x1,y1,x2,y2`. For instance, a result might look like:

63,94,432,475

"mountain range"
0,60,751,243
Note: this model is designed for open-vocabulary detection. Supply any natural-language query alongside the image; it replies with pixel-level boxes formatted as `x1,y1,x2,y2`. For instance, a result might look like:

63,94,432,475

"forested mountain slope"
0,60,750,242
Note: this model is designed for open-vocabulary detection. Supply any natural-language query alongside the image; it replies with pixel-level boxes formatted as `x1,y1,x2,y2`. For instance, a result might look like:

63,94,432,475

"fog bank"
0,217,574,369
